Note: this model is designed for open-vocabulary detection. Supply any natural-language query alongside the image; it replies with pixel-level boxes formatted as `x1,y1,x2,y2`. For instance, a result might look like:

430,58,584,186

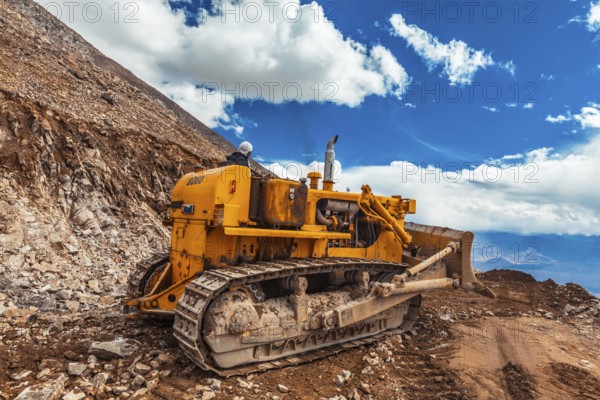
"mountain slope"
0,0,254,310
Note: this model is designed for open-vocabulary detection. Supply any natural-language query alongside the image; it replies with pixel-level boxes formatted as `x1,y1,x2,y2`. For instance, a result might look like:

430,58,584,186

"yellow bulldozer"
123,135,494,376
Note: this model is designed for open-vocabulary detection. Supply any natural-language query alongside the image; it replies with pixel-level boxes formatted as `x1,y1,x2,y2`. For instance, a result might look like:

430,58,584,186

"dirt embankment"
1,270,598,400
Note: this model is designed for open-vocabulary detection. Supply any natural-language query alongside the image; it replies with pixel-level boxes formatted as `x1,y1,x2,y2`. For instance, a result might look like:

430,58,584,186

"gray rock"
62,388,86,400
200,390,216,400
348,388,361,400
133,362,151,375
14,374,66,400
334,370,352,386
10,370,33,381
131,388,149,399
206,378,221,391
89,339,140,359
277,384,289,393
91,372,109,391
112,386,128,395
56,289,72,300
236,378,254,389
36,368,52,380
131,374,146,390
363,355,380,366
101,92,115,105
333,375,346,386
360,382,371,394
68,362,87,376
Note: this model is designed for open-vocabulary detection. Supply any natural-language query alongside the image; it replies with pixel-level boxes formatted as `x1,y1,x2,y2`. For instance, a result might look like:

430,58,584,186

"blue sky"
206,0,600,167
40,0,600,233
37,0,600,289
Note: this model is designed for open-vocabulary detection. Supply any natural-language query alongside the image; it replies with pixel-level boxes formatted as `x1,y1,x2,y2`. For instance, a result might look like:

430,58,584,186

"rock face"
0,0,267,314
0,1,265,398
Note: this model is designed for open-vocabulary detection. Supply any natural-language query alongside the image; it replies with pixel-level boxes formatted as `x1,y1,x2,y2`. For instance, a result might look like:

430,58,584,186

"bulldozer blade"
404,222,496,299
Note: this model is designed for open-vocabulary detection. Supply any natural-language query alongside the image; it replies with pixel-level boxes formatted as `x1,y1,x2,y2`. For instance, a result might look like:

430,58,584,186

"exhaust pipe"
323,134,338,191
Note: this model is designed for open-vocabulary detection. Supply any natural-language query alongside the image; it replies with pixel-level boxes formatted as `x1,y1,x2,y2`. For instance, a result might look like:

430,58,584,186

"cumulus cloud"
546,114,571,124
588,1,600,31
160,83,239,133
574,103,600,128
546,103,600,129
389,14,511,85
265,131,600,235
36,0,410,131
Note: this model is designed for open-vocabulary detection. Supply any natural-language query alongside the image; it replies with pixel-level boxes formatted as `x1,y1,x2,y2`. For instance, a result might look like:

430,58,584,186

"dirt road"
451,317,600,400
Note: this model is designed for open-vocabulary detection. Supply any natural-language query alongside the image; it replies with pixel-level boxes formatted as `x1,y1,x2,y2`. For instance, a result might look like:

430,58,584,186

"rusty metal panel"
261,178,308,228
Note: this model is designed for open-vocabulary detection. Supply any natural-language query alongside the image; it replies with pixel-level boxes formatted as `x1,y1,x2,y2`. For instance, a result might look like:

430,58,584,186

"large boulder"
14,374,66,400
88,339,140,359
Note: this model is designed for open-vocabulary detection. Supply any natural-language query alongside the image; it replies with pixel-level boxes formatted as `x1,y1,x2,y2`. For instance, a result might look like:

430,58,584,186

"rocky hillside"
0,0,264,314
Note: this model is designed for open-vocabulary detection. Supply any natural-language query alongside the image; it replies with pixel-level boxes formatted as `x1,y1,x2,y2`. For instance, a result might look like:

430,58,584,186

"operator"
225,141,253,168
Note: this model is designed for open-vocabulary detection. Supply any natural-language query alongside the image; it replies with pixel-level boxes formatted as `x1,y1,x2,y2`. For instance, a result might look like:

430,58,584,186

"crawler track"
126,252,169,298
172,258,421,377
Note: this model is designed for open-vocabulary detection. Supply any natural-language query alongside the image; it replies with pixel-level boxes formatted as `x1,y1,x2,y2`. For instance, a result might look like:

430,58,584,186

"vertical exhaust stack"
323,134,338,191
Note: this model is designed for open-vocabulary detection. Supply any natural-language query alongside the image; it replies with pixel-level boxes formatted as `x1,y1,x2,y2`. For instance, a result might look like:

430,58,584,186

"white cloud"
574,104,600,128
38,0,410,130
588,1,600,31
546,114,571,123
540,73,556,81
524,103,535,109
500,153,524,160
482,106,499,113
264,131,600,235
389,14,511,85
499,60,516,76
369,45,411,99
506,103,518,108
546,103,600,128
160,83,238,132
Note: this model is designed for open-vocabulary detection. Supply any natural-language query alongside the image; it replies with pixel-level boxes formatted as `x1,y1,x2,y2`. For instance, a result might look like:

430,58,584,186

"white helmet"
238,141,253,156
